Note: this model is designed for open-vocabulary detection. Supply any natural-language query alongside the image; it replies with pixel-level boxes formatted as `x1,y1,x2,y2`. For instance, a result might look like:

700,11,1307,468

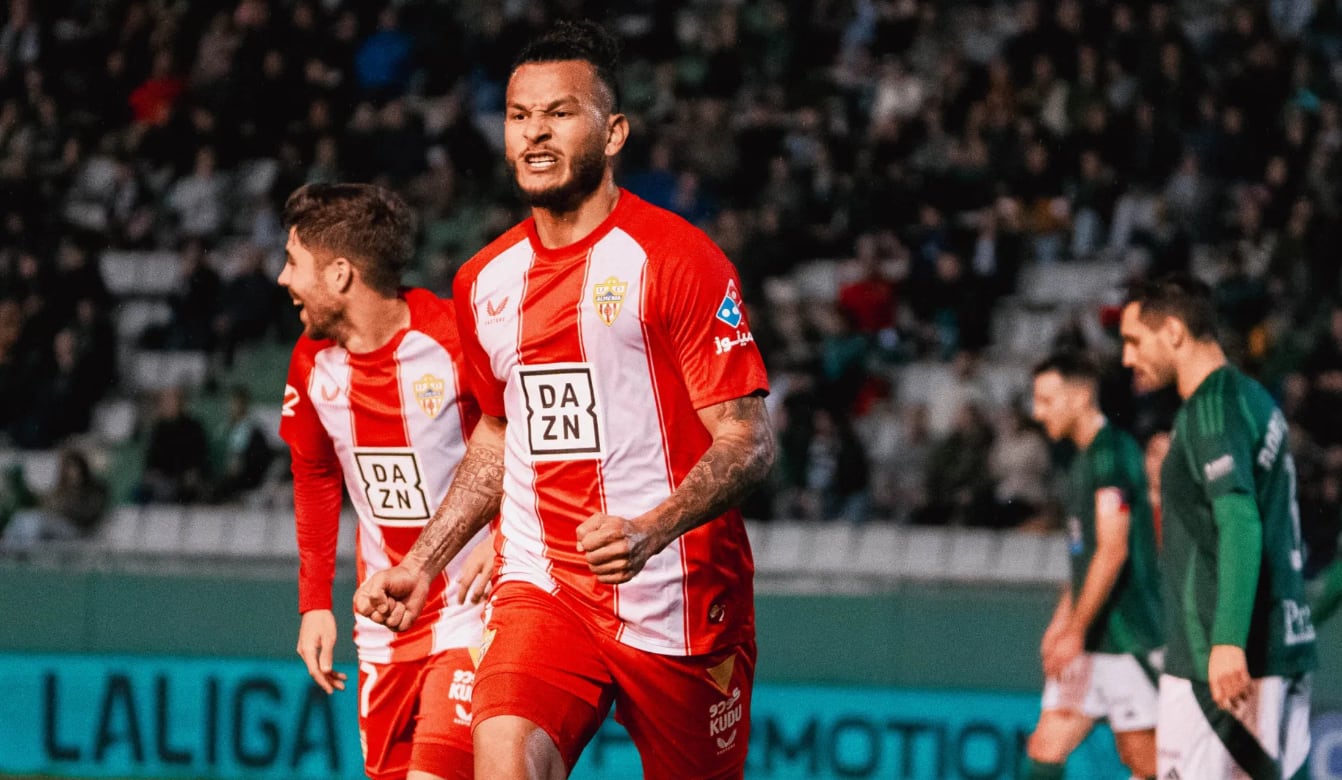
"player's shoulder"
1231,367,1278,418
288,332,335,373
403,286,455,323
1189,366,1272,434
457,219,534,287
404,287,461,343
614,191,726,264
1104,423,1142,457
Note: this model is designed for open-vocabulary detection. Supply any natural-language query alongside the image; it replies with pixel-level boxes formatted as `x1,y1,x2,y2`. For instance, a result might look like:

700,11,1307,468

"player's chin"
1132,371,1159,394
303,317,332,342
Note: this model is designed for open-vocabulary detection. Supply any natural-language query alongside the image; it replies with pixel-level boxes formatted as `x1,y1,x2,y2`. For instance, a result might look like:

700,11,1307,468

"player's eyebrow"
507,97,581,112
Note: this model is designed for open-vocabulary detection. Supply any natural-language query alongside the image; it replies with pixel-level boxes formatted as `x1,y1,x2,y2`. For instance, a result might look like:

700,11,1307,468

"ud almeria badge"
593,276,629,326
413,373,446,419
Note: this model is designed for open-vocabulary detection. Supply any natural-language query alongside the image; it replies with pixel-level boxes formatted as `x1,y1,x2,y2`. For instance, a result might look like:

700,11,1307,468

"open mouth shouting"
522,149,560,173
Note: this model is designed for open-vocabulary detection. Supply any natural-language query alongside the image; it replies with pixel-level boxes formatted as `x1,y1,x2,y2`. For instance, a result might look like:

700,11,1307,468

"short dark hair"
513,20,621,112
282,183,414,296
1125,273,1218,341
1033,350,1100,389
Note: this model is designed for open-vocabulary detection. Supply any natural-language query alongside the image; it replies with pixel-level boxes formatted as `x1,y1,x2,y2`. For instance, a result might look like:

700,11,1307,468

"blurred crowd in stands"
4,0,1342,566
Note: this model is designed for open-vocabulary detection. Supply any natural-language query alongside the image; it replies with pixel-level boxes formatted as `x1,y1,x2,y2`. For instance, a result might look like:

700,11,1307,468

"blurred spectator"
813,303,870,413
797,407,871,524
216,245,281,367
988,403,1051,527
165,146,228,240
12,327,99,448
1214,249,1271,363
860,399,932,522
128,49,184,127
142,238,222,352
0,449,108,549
1068,149,1119,258
837,232,900,338
1299,304,1342,448
135,387,209,504
0,461,35,542
354,7,413,100
31,449,108,542
926,351,993,437
917,401,995,526
910,250,992,360
0,0,41,68
207,385,274,504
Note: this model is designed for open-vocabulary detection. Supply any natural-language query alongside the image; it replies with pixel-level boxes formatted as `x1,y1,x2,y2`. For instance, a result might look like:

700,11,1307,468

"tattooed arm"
577,395,776,584
354,414,506,631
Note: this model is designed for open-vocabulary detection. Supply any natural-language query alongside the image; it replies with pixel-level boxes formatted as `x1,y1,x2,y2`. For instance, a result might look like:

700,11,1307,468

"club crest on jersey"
716,280,743,328
592,276,628,326
413,374,446,419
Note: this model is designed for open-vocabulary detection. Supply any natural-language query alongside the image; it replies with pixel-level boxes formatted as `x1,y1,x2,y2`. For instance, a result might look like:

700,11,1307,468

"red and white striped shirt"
281,288,486,664
454,191,768,656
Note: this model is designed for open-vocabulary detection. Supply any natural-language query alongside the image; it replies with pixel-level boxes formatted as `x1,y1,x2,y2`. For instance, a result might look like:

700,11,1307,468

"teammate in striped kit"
278,183,491,780
355,21,776,780
1121,276,1316,780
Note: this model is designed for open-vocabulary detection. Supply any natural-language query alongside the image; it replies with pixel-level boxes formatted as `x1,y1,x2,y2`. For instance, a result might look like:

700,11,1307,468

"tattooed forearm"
648,396,775,543
405,416,506,576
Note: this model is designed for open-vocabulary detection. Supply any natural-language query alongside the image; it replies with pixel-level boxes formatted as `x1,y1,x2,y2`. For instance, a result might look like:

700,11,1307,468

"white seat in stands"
803,523,856,574
946,528,998,581
850,524,902,578
899,527,950,580
138,505,185,554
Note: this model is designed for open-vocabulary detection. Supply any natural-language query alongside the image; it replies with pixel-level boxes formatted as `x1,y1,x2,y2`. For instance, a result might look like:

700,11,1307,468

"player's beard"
1134,361,1176,393
299,294,345,342
511,138,607,214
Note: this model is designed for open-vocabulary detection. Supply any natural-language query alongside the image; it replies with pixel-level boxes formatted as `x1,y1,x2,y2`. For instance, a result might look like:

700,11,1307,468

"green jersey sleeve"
1185,393,1257,501
1187,387,1264,649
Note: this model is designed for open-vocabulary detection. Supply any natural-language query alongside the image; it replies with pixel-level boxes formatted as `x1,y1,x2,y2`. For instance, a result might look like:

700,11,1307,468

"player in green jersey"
1024,352,1162,780
1121,275,1315,780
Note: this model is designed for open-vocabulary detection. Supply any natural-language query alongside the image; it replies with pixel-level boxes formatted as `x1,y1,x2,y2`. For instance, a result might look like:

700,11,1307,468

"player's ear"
1160,314,1186,348
326,256,354,293
604,112,629,157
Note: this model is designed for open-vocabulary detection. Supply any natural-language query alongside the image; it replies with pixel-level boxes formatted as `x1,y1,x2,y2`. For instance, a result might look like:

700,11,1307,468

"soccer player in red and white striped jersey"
278,183,491,780
355,21,776,780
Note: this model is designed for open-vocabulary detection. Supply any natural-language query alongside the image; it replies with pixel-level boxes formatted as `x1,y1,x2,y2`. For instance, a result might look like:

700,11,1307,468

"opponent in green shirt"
1023,352,1162,780
1160,365,1316,680
1121,274,1315,780
1064,421,1163,657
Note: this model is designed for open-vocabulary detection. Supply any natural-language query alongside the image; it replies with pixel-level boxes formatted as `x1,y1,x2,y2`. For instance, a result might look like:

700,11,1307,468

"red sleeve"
279,342,343,614
650,227,770,409
453,264,507,419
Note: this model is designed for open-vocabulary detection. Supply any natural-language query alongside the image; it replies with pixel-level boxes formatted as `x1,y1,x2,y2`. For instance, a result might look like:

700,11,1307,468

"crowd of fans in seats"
3,1,1342,557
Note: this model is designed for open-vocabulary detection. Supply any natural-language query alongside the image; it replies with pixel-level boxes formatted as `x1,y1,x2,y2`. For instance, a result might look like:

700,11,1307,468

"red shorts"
473,582,756,780
357,647,475,780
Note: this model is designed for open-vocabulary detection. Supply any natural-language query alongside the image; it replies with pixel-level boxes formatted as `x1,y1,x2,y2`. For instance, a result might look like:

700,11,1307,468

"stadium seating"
0,512,1070,588
748,520,1068,587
